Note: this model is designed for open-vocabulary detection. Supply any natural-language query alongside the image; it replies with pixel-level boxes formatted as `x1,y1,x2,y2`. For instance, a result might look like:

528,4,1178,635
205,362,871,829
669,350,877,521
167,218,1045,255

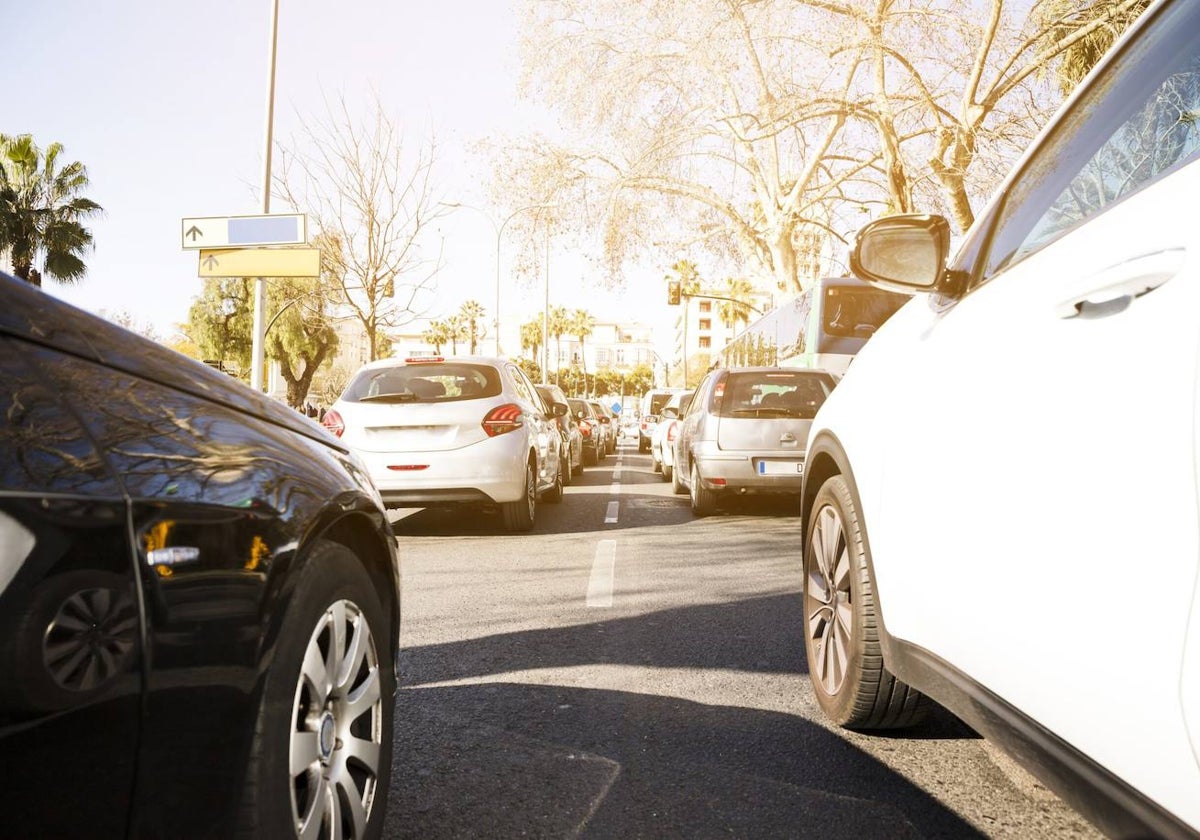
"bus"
716,276,911,377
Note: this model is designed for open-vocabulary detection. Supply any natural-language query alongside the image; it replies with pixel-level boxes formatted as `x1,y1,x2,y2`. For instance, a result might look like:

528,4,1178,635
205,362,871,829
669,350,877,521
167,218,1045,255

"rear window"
712,371,833,420
341,362,501,404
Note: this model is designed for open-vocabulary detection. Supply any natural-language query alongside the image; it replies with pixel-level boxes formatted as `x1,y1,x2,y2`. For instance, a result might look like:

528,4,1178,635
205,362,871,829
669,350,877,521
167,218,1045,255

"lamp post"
441,201,556,357
250,0,281,392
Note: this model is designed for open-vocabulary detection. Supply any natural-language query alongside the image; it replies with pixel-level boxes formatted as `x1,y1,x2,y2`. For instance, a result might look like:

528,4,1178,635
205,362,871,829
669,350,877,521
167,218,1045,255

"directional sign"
198,248,320,278
182,214,307,250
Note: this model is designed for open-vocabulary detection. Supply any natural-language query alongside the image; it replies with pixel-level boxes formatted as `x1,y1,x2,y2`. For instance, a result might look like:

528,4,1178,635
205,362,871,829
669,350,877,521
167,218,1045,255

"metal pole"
541,220,550,385
251,0,280,392
494,227,502,356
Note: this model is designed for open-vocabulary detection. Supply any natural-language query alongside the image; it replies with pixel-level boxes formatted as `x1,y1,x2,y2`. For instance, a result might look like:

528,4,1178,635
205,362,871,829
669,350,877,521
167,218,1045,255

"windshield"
341,362,501,404
822,286,909,339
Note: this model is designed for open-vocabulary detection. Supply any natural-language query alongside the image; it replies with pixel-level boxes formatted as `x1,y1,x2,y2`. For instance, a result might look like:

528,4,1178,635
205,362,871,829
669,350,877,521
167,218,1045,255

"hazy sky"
9,0,670,349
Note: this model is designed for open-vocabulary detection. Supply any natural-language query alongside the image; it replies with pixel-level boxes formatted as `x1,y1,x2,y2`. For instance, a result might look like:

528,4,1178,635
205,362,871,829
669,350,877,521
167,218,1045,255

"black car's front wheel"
804,475,927,730
240,541,394,839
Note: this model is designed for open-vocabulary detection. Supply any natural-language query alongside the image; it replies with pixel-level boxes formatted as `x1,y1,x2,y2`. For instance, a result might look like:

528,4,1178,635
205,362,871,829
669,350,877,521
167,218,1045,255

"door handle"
1056,248,1184,320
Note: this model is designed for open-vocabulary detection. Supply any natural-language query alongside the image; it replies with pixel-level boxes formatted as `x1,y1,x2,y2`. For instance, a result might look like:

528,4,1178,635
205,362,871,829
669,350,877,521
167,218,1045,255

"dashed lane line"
587,539,617,607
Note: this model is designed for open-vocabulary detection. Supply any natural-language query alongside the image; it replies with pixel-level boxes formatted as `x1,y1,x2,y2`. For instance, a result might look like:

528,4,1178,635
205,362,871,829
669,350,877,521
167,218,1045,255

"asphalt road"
382,437,1101,839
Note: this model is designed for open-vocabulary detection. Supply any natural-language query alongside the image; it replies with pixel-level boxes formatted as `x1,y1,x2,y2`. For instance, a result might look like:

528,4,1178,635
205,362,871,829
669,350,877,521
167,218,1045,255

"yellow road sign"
198,248,320,278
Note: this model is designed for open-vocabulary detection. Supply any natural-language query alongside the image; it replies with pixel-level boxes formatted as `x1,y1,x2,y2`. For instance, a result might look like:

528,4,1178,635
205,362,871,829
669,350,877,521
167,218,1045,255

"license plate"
758,460,803,475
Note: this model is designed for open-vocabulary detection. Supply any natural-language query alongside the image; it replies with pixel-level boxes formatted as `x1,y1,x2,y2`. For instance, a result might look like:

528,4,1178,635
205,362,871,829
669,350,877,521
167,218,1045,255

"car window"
342,362,501,403
981,0,1200,282
507,365,541,407
714,371,833,419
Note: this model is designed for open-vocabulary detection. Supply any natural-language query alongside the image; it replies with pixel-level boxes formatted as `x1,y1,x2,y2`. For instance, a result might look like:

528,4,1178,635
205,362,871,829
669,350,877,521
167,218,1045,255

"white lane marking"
612,466,622,481
587,540,617,607
604,501,619,523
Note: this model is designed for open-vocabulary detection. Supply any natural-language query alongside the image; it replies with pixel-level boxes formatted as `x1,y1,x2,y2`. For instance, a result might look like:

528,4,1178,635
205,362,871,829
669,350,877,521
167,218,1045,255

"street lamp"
441,201,556,357
250,0,281,392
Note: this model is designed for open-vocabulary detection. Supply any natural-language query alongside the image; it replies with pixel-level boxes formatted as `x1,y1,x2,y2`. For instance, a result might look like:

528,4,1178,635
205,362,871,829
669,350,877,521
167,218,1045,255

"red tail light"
482,403,523,437
322,409,345,438
666,420,679,442
578,419,593,438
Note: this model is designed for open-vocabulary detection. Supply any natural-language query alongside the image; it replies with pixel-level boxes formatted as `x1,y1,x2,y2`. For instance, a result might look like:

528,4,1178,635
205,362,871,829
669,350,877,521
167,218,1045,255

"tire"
584,445,598,466
572,452,584,478
804,475,929,730
671,458,687,495
544,461,564,504
662,461,673,483
651,446,662,474
638,435,649,454
560,447,572,487
689,462,718,516
239,541,394,839
502,459,537,531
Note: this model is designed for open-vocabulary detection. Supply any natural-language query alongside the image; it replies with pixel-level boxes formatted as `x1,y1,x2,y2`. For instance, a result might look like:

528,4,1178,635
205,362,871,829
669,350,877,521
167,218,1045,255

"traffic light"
667,280,681,305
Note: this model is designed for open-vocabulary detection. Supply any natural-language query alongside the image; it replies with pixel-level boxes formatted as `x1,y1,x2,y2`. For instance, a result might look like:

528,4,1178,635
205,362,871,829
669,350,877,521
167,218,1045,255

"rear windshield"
822,285,909,339
568,399,592,417
713,371,833,419
646,393,676,416
341,362,501,404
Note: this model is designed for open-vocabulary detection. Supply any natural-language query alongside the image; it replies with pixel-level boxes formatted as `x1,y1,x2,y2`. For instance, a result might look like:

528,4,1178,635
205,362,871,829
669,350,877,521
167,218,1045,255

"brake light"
482,403,523,437
405,355,444,363
712,381,725,410
666,420,679,442
322,409,345,438
387,464,429,471
578,419,593,437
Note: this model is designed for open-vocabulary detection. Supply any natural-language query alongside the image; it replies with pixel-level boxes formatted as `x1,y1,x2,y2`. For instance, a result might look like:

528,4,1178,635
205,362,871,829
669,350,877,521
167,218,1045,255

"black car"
0,273,401,839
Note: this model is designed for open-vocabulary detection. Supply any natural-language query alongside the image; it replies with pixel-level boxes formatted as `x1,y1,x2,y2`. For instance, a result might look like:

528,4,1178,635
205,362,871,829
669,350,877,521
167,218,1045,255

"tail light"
666,420,679,443
712,381,725,411
482,403,523,437
322,409,345,438
578,419,593,438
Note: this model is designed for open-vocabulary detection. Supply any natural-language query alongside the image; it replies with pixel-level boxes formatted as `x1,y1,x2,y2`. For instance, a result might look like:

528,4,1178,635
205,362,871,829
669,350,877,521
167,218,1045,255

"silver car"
323,355,562,531
674,367,835,516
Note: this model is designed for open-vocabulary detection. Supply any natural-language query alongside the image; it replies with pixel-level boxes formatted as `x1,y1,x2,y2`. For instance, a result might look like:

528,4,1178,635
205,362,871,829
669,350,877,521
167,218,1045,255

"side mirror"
850,214,950,293
661,407,678,419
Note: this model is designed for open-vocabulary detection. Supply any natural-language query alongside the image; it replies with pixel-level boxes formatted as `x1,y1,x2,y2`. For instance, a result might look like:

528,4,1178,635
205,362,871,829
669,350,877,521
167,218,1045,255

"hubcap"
289,599,383,839
806,504,853,696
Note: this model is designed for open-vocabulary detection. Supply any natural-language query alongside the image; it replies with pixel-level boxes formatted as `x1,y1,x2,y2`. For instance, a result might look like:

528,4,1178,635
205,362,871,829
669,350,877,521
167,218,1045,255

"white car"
799,2,1200,835
322,355,562,531
650,389,692,481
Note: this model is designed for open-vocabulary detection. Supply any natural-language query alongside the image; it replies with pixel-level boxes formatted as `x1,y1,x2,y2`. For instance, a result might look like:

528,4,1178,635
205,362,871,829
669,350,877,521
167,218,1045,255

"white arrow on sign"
182,213,307,250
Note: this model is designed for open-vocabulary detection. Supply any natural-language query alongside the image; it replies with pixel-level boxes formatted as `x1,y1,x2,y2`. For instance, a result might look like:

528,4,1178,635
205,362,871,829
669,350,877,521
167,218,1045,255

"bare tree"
275,94,449,360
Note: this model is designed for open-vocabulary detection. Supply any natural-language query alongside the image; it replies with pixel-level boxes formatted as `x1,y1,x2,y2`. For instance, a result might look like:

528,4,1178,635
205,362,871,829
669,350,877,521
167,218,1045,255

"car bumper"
693,451,804,494
354,436,529,508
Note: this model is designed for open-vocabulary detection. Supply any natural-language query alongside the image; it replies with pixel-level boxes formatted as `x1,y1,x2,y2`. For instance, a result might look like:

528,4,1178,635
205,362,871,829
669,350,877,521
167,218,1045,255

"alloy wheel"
806,504,853,696
289,599,384,840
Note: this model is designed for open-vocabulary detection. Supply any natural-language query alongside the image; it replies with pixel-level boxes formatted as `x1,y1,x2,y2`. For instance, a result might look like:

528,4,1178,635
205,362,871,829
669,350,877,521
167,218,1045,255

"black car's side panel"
0,338,141,840
28,346,391,837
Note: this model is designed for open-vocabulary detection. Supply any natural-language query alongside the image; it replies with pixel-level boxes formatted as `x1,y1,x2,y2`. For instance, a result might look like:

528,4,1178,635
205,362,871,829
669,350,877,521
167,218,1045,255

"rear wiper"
359,392,419,403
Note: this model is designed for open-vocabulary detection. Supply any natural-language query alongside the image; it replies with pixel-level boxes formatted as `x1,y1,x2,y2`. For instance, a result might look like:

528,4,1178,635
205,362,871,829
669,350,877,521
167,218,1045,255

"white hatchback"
323,356,562,531
799,1,1200,835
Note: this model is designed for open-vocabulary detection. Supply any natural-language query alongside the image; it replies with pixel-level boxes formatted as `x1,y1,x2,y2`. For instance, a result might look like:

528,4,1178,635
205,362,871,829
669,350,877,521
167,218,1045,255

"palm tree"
0,134,103,287
570,308,595,395
718,277,757,334
1038,0,1149,95
547,305,572,386
444,315,467,354
520,318,543,361
458,299,488,354
423,319,452,354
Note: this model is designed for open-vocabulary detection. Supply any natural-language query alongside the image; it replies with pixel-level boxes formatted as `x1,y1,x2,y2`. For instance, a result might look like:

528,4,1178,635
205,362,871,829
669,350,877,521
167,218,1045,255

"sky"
7,0,675,352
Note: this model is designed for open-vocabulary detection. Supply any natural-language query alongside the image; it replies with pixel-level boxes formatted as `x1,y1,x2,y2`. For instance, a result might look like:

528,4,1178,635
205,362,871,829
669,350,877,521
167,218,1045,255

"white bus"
716,276,911,377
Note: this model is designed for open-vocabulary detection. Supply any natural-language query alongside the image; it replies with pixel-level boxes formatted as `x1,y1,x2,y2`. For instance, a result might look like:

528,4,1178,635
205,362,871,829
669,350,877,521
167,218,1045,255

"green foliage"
0,134,102,286
514,356,543,383
187,279,255,370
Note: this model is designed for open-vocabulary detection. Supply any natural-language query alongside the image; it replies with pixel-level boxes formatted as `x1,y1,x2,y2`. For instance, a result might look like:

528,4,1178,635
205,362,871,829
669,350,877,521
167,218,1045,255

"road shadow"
386,680,982,839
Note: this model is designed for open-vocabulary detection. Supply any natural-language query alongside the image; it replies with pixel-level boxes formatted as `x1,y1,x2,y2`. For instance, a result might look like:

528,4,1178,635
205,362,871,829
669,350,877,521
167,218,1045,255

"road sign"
182,214,307,250
198,248,320,278
611,402,622,414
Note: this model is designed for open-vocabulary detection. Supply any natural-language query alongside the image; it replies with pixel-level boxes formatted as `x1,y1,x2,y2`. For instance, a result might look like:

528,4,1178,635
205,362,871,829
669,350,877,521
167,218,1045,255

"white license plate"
758,460,803,475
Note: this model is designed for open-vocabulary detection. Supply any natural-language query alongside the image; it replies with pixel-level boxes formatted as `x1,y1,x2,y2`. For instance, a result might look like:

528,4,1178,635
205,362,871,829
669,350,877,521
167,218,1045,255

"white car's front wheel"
804,475,927,729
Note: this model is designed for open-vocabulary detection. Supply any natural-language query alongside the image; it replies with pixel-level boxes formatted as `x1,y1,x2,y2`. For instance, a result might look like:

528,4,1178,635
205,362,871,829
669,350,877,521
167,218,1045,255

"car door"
873,3,1200,818
508,364,558,492
0,337,141,839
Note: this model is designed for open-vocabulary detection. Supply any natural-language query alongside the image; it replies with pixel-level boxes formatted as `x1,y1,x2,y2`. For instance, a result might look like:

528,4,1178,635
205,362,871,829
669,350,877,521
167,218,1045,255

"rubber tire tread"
502,460,537,531
690,462,718,516
237,540,394,839
806,475,929,730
